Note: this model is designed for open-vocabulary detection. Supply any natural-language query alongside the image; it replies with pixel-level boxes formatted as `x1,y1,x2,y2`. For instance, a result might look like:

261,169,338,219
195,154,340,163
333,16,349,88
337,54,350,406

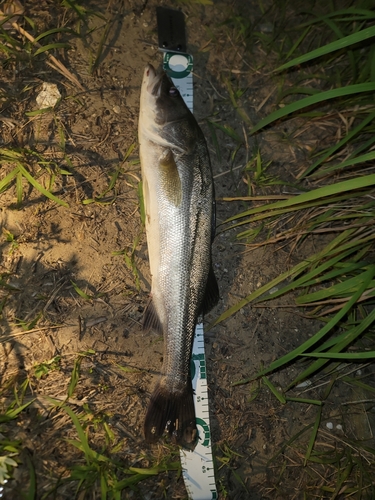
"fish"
138,64,219,449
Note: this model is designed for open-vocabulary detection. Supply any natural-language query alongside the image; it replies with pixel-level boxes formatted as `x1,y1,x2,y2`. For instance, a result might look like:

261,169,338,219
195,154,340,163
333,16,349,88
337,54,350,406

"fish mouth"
144,64,164,97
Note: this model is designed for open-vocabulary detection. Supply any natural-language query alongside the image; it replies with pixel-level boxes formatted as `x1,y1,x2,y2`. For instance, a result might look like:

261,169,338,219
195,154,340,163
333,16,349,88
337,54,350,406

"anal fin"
201,263,220,315
143,298,163,334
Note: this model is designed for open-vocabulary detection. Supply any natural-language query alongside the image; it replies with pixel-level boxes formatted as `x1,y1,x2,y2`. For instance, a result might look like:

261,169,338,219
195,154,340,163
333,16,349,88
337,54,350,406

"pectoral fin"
159,149,182,206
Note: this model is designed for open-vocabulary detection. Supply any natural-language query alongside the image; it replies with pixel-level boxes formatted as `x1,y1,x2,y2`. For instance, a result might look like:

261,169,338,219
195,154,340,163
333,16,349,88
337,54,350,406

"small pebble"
296,380,311,388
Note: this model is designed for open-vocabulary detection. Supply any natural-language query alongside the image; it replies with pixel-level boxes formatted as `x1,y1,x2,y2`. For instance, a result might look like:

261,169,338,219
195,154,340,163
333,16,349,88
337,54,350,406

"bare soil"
1,1,374,499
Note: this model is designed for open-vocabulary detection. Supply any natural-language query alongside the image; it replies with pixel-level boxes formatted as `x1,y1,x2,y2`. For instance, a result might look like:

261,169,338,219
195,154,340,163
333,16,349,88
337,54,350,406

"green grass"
0,0,78,208
0,147,71,207
0,0,111,208
59,402,181,499
216,2,375,496
217,15,375,363
0,389,34,489
0,352,182,499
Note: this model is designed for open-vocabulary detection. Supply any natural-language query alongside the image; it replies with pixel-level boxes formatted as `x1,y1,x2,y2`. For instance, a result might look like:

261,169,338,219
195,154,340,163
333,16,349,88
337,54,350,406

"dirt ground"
1,1,374,499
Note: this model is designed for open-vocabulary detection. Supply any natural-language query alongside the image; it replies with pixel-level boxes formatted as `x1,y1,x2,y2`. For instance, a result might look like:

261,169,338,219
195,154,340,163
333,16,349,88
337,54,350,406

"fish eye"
169,86,179,97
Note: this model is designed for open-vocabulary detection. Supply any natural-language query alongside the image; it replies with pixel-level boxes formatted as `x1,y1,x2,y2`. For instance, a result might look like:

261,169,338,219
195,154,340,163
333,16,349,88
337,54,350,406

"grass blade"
304,406,322,466
300,111,375,178
34,27,73,43
313,150,375,177
302,351,375,359
286,397,322,405
24,451,36,500
61,405,95,463
275,25,375,72
71,280,93,300
16,171,23,206
67,356,82,398
17,164,69,207
34,43,70,56
250,83,375,135
225,173,375,223
262,376,286,403
0,167,19,193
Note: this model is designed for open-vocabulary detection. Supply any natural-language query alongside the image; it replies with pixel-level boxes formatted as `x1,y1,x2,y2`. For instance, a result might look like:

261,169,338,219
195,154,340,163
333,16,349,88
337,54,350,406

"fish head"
139,64,198,152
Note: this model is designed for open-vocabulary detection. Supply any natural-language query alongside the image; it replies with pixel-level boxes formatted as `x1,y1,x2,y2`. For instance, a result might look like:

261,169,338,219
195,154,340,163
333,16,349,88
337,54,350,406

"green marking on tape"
190,357,196,380
196,417,210,447
192,353,206,379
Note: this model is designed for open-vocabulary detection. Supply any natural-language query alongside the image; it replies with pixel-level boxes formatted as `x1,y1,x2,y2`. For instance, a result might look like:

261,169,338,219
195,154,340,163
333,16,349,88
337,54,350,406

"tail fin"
144,380,197,450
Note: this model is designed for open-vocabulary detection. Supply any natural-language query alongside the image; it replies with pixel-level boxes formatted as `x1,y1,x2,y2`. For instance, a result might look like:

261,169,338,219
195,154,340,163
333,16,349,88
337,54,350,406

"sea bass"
138,64,219,449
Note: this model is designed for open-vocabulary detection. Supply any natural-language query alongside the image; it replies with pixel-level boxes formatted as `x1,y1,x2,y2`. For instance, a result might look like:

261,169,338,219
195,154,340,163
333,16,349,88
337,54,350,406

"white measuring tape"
163,53,218,500
181,324,217,500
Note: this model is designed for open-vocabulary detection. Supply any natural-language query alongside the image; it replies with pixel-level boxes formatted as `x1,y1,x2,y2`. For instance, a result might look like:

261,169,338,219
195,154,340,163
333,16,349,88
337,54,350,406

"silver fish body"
138,64,219,449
